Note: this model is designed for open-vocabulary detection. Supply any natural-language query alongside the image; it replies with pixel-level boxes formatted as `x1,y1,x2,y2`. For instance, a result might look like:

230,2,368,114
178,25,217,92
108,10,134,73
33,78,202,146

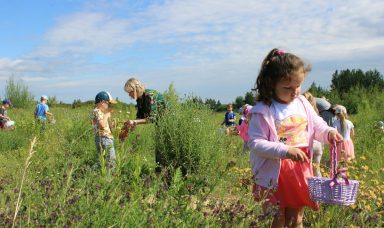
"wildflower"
360,156,367,161
145,195,156,206
368,190,376,199
189,195,198,210
361,165,369,171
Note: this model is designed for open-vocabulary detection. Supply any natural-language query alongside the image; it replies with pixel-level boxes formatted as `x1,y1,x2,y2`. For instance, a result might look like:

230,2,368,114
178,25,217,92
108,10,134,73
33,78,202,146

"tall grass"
12,137,36,227
0,88,383,226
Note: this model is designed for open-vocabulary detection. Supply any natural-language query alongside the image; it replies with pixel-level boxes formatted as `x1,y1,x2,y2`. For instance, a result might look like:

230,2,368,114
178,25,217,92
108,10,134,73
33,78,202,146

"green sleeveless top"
136,89,166,123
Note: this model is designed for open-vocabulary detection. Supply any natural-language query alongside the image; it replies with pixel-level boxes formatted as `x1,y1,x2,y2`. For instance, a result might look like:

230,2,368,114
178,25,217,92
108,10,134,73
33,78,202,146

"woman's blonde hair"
124,78,145,99
303,91,319,114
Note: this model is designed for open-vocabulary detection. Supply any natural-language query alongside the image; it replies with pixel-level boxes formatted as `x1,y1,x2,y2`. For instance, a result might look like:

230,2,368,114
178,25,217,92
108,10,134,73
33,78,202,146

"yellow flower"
361,165,369,171
364,204,371,212
360,156,366,160
368,190,376,199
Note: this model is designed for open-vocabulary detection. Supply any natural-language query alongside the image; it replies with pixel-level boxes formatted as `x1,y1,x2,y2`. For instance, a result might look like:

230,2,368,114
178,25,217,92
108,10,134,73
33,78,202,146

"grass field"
0,93,383,227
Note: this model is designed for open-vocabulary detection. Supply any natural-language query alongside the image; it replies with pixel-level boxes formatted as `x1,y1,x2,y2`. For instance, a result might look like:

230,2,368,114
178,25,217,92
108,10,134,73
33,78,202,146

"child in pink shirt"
237,104,252,152
248,48,342,227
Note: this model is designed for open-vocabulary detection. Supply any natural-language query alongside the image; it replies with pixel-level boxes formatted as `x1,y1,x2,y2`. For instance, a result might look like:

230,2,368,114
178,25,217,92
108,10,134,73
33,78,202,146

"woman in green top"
123,78,166,172
124,78,166,126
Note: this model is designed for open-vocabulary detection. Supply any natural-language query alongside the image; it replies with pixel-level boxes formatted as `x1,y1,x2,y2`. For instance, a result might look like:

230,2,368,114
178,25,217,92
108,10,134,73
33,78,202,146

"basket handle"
329,140,350,187
330,140,338,178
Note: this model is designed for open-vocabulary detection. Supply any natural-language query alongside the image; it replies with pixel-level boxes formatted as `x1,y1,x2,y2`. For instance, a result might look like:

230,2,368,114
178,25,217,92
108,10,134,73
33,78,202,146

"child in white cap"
333,106,355,161
35,95,53,122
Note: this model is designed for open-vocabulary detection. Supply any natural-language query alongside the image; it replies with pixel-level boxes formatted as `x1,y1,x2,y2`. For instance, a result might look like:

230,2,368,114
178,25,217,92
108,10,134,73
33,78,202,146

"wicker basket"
307,141,359,205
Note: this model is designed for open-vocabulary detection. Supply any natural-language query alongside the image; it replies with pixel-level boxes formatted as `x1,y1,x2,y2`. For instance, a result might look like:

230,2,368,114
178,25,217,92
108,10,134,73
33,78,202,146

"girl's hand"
328,130,343,143
286,147,309,163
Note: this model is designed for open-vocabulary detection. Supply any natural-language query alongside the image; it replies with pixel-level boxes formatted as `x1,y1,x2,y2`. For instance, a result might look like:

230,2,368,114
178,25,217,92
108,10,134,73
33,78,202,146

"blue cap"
2,99,12,106
95,91,117,104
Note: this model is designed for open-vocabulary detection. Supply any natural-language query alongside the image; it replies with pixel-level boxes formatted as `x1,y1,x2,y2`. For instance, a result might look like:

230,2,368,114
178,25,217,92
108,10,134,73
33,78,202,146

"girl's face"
274,70,305,104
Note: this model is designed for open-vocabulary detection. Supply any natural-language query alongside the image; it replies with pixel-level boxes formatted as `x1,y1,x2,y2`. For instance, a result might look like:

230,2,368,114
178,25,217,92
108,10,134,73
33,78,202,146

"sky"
0,0,383,104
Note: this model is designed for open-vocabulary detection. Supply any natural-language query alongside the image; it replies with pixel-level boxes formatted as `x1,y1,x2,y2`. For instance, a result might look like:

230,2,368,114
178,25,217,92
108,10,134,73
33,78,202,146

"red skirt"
253,147,319,210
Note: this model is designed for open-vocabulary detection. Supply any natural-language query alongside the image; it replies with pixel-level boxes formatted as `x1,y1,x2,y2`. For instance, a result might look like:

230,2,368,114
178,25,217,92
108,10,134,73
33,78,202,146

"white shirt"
333,119,354,140
271,98,309,147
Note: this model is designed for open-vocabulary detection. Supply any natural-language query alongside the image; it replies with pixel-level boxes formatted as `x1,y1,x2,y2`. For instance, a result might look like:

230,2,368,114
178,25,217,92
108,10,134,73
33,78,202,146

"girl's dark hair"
254,48,311,105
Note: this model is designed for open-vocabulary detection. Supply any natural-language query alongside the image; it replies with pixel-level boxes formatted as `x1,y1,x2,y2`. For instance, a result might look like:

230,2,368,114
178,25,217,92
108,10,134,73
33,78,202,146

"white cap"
335,107,343,114
335,105,347,114
41,95,48,100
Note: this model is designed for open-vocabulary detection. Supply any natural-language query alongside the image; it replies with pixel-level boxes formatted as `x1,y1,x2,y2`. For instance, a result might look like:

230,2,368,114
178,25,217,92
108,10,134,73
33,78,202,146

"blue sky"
0,0,383,104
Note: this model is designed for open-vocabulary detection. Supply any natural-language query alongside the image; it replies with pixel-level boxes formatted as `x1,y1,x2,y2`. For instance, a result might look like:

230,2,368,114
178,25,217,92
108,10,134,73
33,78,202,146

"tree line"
2,69,383,112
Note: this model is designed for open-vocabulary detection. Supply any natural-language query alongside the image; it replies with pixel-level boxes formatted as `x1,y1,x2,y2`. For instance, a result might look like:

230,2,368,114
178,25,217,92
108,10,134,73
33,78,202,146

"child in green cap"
90,91,118,171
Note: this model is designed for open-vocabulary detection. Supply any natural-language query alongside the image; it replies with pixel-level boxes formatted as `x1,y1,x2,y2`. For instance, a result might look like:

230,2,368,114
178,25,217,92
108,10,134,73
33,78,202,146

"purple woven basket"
307,141,359,205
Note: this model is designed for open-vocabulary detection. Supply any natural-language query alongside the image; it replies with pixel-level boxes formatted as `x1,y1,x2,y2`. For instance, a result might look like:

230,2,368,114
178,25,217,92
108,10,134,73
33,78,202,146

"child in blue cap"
0,99,15,130
91,91,118,171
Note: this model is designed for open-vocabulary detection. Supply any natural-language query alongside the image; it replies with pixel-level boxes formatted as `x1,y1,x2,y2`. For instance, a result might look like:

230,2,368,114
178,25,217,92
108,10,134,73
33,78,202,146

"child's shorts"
95,136,116,167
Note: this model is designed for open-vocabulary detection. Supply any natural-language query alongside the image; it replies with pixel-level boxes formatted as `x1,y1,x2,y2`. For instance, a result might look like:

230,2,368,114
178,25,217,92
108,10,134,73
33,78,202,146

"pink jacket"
247,95,334,188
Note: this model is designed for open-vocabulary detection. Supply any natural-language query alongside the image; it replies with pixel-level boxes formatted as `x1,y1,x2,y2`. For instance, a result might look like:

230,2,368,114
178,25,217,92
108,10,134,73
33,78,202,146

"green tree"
4,77,34,108
244,91,255,105
71,99,82,109
307,82,329,98
234,96,244,109
48,96,58,107
204,98,217,110
331,69,384,93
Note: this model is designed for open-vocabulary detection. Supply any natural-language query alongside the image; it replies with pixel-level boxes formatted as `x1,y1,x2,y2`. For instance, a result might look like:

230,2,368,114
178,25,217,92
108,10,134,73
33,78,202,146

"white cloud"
1,0,383,103
32,0,384,61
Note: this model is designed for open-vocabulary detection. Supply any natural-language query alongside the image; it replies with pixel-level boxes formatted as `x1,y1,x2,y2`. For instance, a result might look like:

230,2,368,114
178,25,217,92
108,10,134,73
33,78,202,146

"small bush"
3,77,34,108
155,95,222,177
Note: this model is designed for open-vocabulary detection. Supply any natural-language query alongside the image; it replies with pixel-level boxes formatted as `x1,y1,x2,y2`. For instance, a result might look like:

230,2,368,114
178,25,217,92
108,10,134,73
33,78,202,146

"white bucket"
5,120,15,127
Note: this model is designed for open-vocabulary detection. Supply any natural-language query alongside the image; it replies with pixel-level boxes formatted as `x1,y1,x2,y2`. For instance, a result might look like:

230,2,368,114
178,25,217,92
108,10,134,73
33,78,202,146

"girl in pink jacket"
237,104,252,152
248,48,342,227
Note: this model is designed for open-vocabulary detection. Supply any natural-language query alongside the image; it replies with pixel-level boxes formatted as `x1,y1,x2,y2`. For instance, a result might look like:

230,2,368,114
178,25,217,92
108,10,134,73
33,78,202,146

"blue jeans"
95,136,116,169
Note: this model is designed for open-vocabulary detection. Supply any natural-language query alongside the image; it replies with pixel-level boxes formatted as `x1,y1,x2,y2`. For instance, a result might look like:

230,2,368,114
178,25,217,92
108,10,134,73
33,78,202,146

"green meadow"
0,88,383,227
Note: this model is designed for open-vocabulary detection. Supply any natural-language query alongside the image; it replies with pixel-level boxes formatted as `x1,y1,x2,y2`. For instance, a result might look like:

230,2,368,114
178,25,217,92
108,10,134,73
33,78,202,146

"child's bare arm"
0,114,9,120
350,128,355,138
98,112,110,129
